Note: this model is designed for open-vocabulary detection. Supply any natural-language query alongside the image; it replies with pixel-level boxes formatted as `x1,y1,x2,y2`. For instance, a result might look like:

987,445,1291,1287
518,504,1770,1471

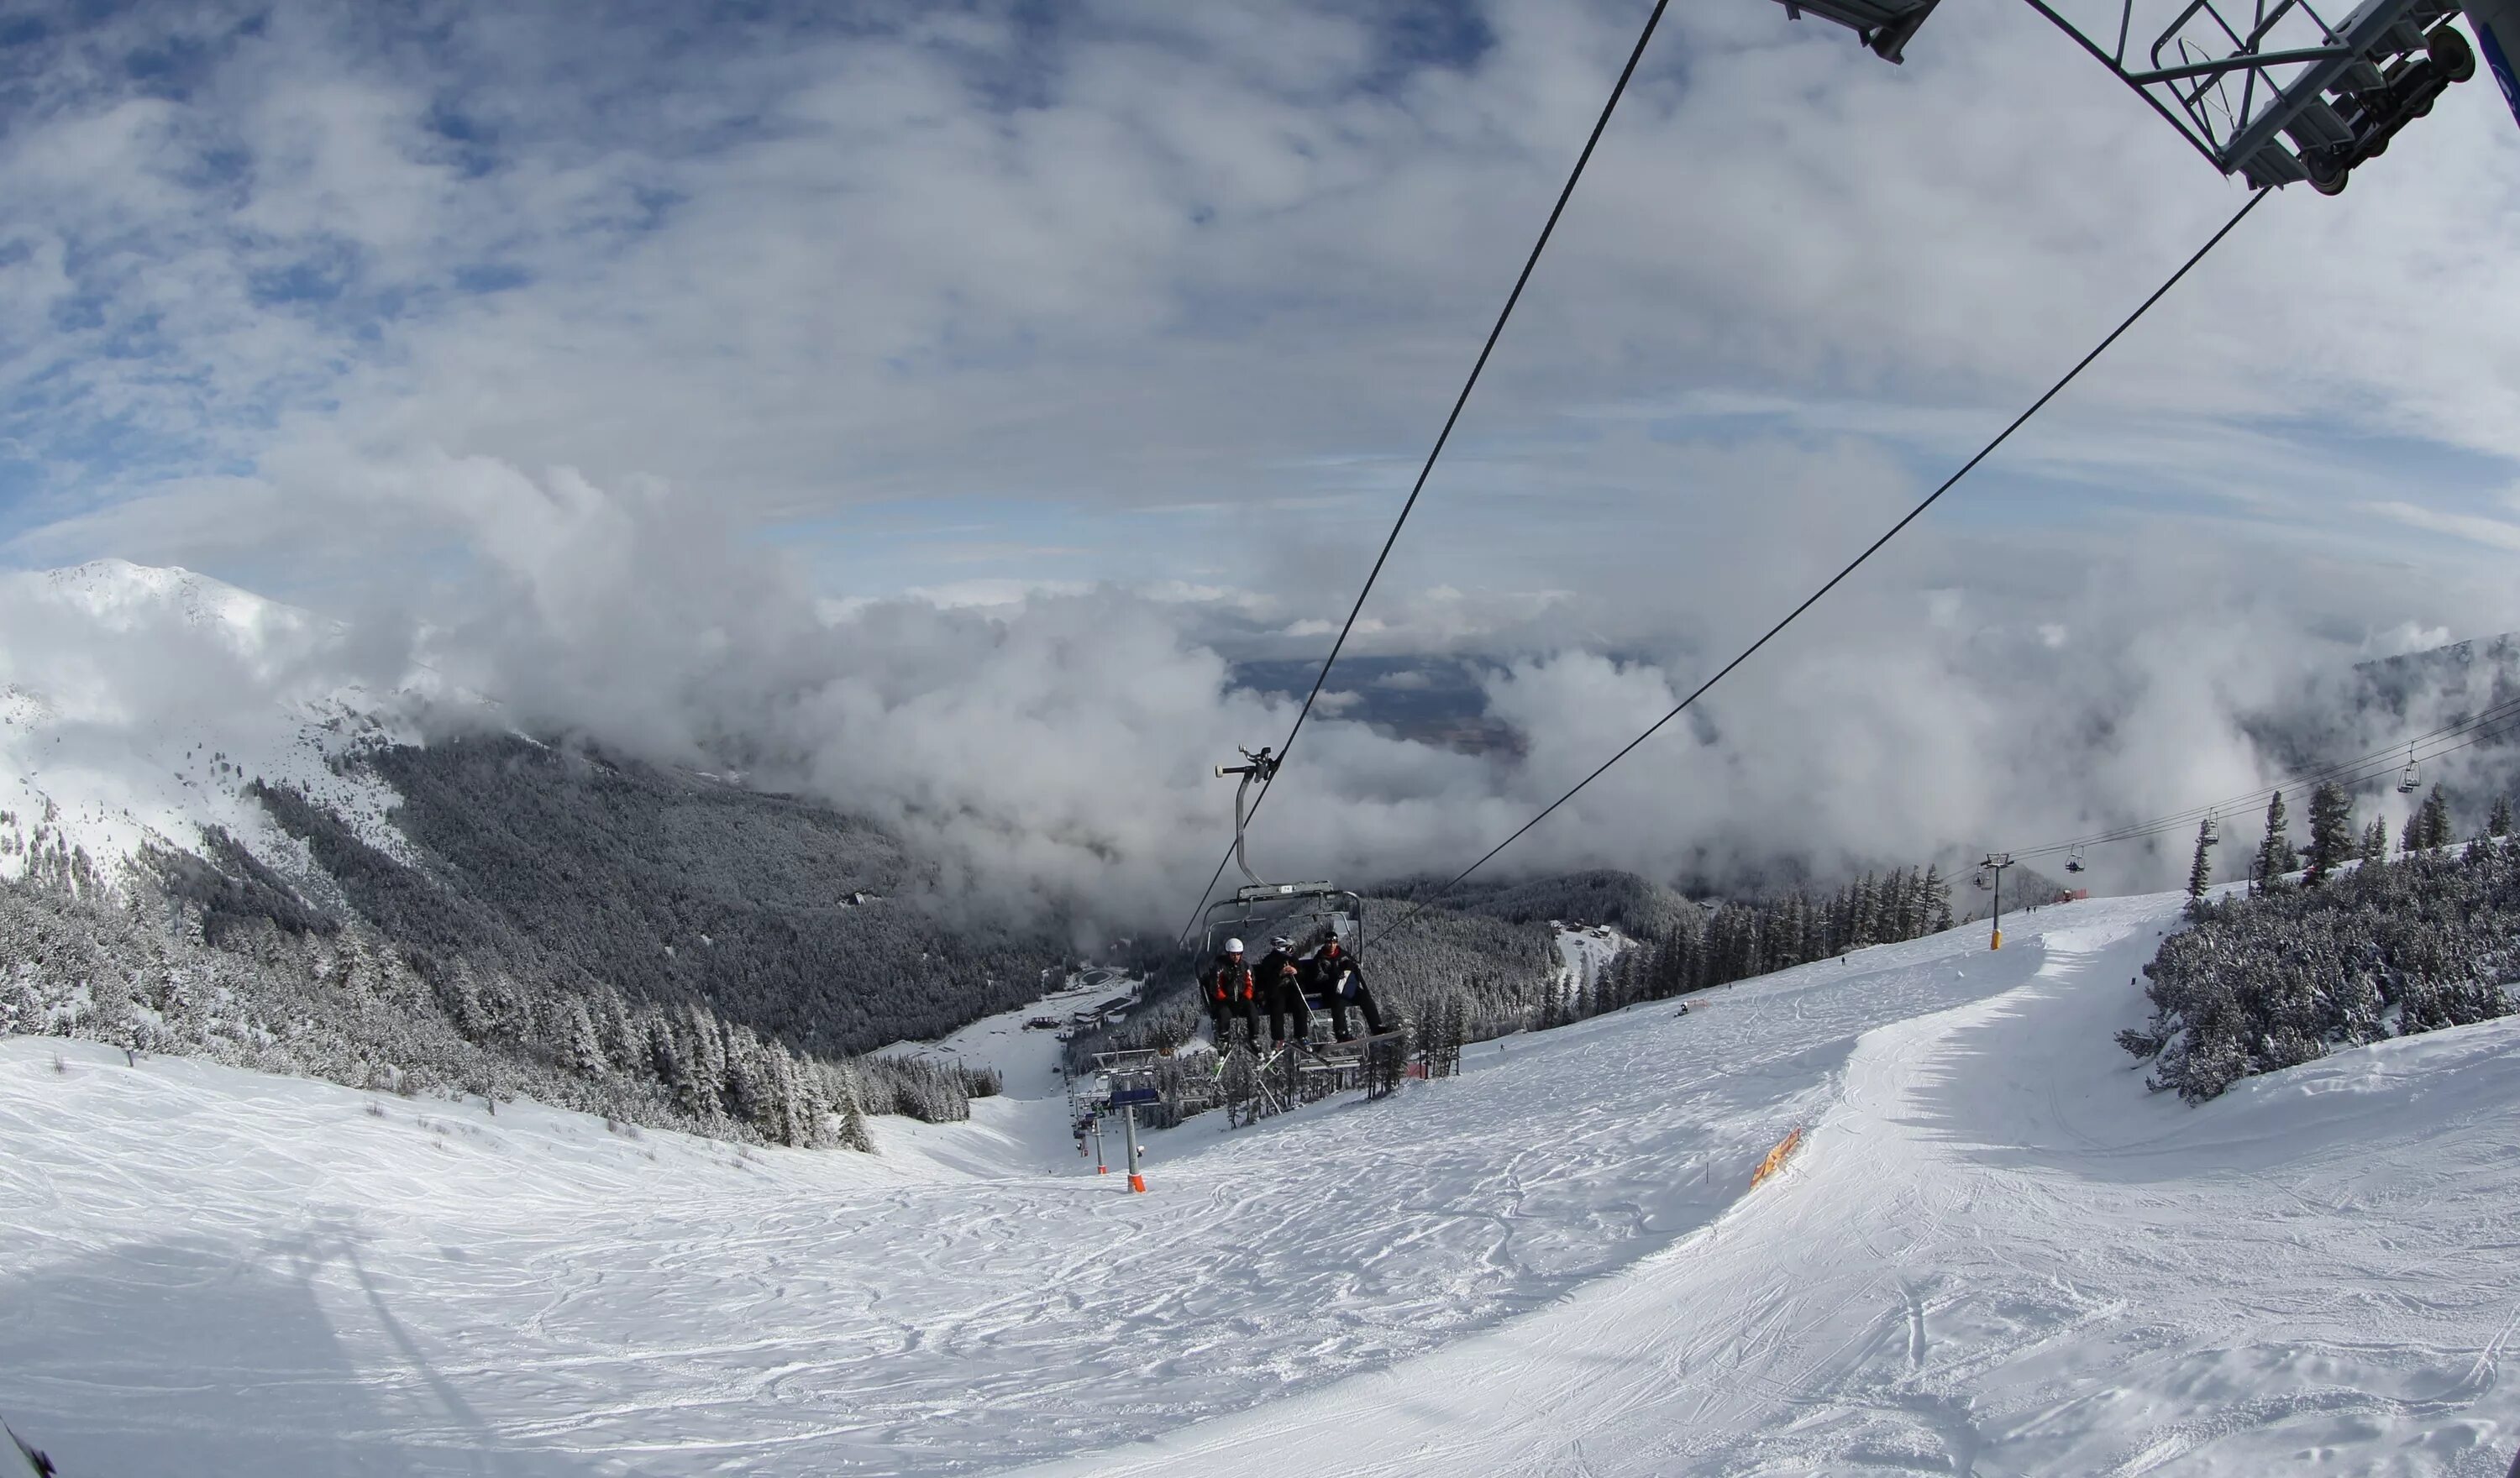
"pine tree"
560,999,605,1077
2491,795,2513,840
2360,815,2389,867
2402,810,2422,855
2419,784,2453,852
2303,781,2354,886
2187,820,2213,909
1921,863,1953,934
831,1063,875,1152
2255,790,2297,891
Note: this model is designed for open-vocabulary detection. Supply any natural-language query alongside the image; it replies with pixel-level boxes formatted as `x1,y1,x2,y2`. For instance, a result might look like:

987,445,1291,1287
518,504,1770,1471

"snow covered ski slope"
7,889,2520,1475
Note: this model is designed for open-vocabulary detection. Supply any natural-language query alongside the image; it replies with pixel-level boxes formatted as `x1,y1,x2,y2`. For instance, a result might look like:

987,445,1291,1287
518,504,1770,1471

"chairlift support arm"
1214,747,1280,890
1769,0,2508,191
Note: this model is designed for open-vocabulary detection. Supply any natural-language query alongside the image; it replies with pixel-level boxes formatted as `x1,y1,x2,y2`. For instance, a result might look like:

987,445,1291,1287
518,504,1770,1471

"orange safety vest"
1206,962,1255,1004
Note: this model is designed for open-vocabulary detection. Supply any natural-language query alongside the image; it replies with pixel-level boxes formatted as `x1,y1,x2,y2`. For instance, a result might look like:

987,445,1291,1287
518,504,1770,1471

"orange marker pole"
1122,1105,1146,1193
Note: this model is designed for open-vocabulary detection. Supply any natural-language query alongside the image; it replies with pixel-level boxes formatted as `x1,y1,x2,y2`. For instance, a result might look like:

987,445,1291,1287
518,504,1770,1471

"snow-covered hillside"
0,560,422,884
1554,919,1631,1004
7,888,2520,1475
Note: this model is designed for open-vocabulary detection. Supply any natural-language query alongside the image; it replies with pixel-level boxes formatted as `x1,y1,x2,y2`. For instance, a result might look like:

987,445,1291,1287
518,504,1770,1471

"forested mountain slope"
281,736,1071,1056
4,721,1069,1143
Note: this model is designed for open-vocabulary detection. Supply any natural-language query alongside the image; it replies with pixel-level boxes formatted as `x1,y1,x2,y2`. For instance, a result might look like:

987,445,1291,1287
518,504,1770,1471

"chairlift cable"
2008,698,2520,860
2011,715,2520,858
2009,710,2520,862
2016,693,2520,856
1369,185,2274,948
1172,0,1678,949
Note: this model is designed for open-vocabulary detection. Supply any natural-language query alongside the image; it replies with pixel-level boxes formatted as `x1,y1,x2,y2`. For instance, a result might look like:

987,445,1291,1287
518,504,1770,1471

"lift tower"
1772,0,2515,194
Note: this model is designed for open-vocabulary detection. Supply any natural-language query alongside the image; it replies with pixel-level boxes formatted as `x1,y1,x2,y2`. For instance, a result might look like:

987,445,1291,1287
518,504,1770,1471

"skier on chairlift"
1203,939,1261,1048
1307,936,1387,1041
1255,935,1312,1047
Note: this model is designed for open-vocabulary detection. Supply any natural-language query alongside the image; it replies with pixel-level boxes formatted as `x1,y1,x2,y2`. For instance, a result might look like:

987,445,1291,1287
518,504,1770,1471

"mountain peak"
25,558,308,647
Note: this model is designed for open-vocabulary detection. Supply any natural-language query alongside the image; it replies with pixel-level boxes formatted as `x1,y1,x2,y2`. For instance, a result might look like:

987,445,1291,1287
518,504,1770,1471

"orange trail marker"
1751,1127,1803,1190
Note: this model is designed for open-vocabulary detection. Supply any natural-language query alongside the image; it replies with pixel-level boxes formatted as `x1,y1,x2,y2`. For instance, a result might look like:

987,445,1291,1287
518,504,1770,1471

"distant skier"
1203,939,1260,1048
1255,935,1313,1047
1307,938,1387,1041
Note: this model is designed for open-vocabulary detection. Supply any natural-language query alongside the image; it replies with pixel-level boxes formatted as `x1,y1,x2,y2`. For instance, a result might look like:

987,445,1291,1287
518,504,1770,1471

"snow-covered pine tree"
686,1005,728,1119
2303,781,2354,886
2360,815,2390,867
560,998,605,1077
1923,863,1954,933
2491,795,2513,839
831,1061,875,1152
2187,820,2213,911
2419,784,2453,852
2254,790,2297,891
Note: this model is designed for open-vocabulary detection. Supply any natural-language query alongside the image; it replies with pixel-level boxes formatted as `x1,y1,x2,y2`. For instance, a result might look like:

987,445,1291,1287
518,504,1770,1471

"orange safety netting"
1751,1127,1803,1189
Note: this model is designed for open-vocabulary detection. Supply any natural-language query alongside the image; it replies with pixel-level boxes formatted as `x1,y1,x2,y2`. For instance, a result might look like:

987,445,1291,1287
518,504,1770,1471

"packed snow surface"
8,890,2520,1475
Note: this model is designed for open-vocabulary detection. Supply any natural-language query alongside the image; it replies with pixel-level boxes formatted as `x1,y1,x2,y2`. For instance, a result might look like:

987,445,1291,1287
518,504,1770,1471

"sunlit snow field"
6,891,2519,1475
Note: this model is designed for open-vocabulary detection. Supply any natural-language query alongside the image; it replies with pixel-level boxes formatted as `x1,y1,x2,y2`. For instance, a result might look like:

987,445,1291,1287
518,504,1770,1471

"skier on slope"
1203,939,1261,1048
1306,937,1388,1041
1254,935,1312,1048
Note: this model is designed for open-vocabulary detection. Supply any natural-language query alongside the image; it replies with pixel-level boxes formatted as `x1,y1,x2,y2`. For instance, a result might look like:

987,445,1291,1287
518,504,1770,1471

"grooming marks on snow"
7,893,2520,1475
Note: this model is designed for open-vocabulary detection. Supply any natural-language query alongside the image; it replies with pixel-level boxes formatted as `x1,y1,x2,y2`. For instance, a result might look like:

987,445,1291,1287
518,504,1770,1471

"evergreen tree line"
1383,868,1700,941
2183,778,2507,908
1604,864,1959,1010
2129,831,2520,1103
1,862,999,1150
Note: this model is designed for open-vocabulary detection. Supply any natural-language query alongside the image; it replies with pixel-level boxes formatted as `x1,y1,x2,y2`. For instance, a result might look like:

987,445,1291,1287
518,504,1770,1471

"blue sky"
3,0,2517,628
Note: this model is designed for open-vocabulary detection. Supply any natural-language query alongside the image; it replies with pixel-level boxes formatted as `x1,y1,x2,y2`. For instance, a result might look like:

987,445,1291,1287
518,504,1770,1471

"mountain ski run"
6,888,2518,1475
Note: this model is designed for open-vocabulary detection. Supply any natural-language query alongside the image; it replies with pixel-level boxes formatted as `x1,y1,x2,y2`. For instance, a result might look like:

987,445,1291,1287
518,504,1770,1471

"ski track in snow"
6,893,2520,1475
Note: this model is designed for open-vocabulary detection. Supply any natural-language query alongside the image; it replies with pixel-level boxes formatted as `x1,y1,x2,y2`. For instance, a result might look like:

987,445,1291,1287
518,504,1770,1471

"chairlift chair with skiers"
1196,744,1413,1125
2066,846,2087,873
1200,744,1366,989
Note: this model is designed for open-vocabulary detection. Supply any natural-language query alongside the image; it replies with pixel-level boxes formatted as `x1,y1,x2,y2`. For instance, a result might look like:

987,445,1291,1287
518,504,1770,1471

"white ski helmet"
1224,938,1244,954
1271,936,1294,950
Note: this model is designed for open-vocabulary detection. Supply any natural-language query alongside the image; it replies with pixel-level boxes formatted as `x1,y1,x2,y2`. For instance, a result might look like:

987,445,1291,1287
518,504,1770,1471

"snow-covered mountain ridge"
0,558,420,888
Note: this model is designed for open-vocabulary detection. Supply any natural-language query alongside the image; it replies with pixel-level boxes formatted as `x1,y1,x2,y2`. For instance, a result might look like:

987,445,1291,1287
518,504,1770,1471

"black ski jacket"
1307,947,1366,998
1253,949,1304,998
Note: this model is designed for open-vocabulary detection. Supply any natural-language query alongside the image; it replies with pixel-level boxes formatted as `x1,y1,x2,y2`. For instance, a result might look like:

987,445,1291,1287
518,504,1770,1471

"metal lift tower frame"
1774,0,2511,193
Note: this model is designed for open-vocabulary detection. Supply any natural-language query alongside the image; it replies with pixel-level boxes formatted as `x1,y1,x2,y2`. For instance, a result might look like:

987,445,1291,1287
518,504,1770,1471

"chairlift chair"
2397,743,2420,794
1200,743,1366,972
1973,869,1992,890
2201,813,2221,846
2065,846,2086,873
